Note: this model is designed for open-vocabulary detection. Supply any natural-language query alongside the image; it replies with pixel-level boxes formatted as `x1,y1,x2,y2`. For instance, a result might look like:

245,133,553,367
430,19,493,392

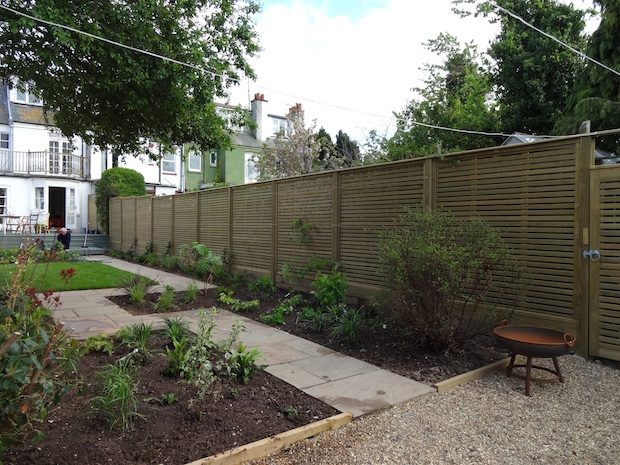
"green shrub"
95,167,146,234
249,276,276,295
225,342,264,384
153,285,176,313
259,294,304,326
82,335,114,356
311,270,347,309
164,317,190,343
0,254,79,454
184,281,199,303
163,336,189,378
119,274,155,305
332,307,364,343
92,360,143,431
297,307,330,333
379,208,517,352
160,255,179,271
218,291,259,312
116,322,152,356
142,252,159,267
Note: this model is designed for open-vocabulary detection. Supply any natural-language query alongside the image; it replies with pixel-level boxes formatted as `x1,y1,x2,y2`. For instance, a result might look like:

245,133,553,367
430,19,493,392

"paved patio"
54,256,434,417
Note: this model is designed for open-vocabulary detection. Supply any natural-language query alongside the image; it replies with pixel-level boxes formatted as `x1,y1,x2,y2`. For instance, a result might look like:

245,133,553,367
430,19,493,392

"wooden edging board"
433,356,521,394
184,412,353,465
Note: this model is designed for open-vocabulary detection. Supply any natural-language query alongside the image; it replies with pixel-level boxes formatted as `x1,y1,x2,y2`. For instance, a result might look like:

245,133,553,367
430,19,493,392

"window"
0,133,8,149
49,140,60,174
0,188,7,215
271,117,288,136
12,81,42,105
244,152,258,183
35,187,45,210
161,151,176,173
188,150,201,172
210,151,218,167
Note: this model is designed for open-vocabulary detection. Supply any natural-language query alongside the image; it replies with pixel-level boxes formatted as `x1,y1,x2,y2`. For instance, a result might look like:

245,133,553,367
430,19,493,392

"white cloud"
226,0,598,144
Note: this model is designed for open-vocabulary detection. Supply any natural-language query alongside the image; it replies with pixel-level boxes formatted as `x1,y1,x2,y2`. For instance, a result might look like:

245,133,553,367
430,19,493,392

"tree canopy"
335,130,361,167
0,0,260,154
387,33,500,159
95,167,145,233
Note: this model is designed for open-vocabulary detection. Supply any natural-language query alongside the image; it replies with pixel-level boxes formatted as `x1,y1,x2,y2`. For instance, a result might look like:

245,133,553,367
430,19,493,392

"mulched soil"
4,332,338,465
108,286,508,385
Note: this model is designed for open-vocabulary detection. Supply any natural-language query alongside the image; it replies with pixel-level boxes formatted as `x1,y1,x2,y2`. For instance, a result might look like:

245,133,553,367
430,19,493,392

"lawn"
0,261,140,291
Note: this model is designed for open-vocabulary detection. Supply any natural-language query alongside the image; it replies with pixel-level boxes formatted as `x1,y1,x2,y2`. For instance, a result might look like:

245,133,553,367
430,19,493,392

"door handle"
582,249,601,261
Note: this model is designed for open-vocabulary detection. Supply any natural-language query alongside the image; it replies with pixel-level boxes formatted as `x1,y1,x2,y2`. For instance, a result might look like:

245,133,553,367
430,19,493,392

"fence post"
575,136,594,358
423,157,436,211
196,191,201,244
228,187,233,271
332,171,341,264
271,181,278,282
170,195,176,254
133,197,137,253
150,195,155,253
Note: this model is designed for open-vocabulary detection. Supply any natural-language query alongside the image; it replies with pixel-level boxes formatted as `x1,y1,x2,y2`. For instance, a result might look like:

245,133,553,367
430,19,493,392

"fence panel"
339,161,425,292
109,198,121,250
152,196,173,254
172,193,198,252
436,140,579,325
199,189,230,255
232,183,273,276
120,197,136,253
276,174,334,283
135,196,152,255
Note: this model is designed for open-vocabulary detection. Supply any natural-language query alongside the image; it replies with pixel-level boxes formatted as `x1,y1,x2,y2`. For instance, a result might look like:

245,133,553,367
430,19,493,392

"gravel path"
252,356,620,465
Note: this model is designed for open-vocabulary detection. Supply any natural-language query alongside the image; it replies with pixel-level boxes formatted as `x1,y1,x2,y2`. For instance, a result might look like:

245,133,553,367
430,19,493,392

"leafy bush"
153,285,176,312
92,360,143,431
163,336,189,378
119,275,156,305
142,252,159,267
95,167,146,234
116,322,153,356
332,307,364,343
82,335,114,356
178,242,223,279
0,252,79,455
379,209,517,352
259,294,304,326
160,255,179,271
297,307,330,333
164,317,190,343
249,276,276,295
218,290,260,312
184,281,199,303
311,270,347,309
225,342,264,384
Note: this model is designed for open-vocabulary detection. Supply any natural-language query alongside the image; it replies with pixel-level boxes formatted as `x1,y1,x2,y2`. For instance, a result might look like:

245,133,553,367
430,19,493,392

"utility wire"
0,2,549,139
0,3,236,81
489,1,620,78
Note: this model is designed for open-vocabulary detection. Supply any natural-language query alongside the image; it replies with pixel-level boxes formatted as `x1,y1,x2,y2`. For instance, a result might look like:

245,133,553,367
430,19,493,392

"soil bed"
108,287,507,385
5,332,337,465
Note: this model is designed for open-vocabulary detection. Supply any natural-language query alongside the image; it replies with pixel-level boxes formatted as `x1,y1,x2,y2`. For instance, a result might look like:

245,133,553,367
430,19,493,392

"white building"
0,82,182,232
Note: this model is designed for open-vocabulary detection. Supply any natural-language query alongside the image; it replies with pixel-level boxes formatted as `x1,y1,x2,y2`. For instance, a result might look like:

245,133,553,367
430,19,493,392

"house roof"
232,131,262,149
0,85,9,125
11,102,54,125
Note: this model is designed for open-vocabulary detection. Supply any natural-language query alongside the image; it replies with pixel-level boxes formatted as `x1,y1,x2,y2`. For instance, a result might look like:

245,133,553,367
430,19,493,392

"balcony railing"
0,150,91,179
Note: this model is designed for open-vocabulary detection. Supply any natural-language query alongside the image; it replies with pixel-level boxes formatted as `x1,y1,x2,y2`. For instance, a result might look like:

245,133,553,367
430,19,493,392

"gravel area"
252,355,620,465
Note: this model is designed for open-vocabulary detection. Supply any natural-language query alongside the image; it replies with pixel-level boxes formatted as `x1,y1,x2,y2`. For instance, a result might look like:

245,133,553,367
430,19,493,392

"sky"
225,0,599,144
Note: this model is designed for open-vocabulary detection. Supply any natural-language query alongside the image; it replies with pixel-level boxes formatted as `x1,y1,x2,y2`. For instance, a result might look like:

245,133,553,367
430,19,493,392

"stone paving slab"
54,257,437,417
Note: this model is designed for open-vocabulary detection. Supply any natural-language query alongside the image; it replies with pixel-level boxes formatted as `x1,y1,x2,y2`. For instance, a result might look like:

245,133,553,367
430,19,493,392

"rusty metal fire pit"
493,322,576,396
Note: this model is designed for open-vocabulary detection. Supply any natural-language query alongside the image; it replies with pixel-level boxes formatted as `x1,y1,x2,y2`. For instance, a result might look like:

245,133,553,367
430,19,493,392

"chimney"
251,93,268,141
288,103,303,114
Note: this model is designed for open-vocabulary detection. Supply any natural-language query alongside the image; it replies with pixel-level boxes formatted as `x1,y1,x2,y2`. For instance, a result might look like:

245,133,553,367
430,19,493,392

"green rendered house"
183,93,287,190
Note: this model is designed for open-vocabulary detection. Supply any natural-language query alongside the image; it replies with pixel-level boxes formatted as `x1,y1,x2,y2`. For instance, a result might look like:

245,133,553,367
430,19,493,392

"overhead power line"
489,1,620,79
0,2,542,140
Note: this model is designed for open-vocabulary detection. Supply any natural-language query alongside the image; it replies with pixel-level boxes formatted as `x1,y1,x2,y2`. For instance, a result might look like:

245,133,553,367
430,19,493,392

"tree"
555,0,620,140
95,167,145,233
257,110,340,180
0,0,260,154
315,127,336,163
455,0,588,135
387,33,500,159
335,130,361,167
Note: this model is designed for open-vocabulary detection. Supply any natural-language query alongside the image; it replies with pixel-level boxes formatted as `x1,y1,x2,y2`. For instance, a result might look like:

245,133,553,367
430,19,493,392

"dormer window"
12,81,42,105
271,116,288,136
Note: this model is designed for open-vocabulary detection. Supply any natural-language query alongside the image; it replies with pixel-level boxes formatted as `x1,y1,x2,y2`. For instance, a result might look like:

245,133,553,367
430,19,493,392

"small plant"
153,285,176,312
249,275,277,295
160,255,179,271
119,274,155,305
163,336,189,378
92,360,143,431
82,335,115,356
291,217,313,243
312,270,347,309
164,317,190,343
142,252,159,267
225,342,265,384
260,294,304,326
282,405,298,419
297,307,330,333
218,290,260,312
116,322,152,356
332,307,364,343
143,392,178,405
184,281,199,303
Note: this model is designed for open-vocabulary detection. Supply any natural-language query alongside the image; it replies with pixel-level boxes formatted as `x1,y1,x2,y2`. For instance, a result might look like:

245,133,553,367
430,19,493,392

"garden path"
53,256,434,417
